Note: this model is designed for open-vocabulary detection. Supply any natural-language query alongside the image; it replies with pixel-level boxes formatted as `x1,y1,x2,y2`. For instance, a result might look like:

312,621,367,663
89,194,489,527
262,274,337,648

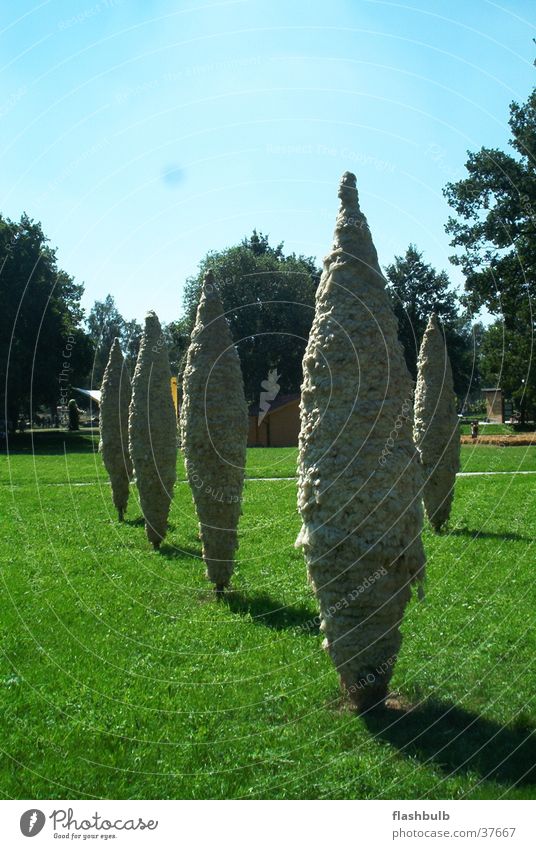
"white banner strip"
1,800,534,848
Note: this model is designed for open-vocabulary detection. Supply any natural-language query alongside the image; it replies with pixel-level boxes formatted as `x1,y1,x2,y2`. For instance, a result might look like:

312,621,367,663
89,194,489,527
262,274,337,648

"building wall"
248,415,268,446
484,389,504,423
268,400,300,447
248,399,300,446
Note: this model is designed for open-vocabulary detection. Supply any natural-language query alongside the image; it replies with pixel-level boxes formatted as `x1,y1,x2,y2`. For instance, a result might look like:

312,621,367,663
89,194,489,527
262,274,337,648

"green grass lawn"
460,445,536,473
1,432,535,799
1,431,299,484
4,429,536,484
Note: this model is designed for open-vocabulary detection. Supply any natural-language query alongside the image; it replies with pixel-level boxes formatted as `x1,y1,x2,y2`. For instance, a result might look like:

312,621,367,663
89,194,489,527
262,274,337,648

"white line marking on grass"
457,470,536,476
4,469,536,487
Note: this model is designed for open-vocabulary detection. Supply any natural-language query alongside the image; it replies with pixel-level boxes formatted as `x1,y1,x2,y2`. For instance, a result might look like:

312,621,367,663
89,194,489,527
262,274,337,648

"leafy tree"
86,296,142,384
444,78,536,418
181,231,320,401
164,317,191,377
87,295,125,386
384,245,475,396
479,321,536,422
122,318,143,376
444,84,536,323
0,213,93,430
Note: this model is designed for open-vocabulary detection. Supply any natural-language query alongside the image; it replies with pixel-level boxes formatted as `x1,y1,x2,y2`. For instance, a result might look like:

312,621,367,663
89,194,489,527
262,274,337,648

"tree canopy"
0,214,92,429
444,75,536,418
181,231,320,402
444,86,536,323
479,320,536,421
384,245,475,397
86,295,142,385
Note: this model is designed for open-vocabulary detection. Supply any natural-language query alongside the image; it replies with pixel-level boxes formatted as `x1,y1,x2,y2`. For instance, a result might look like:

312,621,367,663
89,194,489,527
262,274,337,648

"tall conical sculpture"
414,313,460,531
296,172,425,710
129,311,177,549
181,271,248,593
99,338,133,521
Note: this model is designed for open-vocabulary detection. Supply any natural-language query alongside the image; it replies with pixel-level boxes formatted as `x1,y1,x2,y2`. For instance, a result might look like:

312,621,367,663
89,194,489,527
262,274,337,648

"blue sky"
1,0,534,324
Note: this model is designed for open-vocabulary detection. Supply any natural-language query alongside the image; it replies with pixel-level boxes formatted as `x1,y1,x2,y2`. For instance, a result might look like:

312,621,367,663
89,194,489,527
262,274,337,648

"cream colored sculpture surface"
296,172,425,709
99,338,133,521
181,271,248,592
414,313,460,532
129,311,177,549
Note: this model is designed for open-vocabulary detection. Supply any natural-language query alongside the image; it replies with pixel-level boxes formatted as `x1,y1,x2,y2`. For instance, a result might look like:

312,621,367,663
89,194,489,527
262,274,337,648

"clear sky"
1,0,534,324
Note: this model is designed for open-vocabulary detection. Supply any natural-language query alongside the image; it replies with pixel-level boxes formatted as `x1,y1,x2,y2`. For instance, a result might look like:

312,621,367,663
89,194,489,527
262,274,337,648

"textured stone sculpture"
414,313,460,531
99,338,133,521
129,311,177,549
68,399,80,431
181,271,248,593
296,172,425,710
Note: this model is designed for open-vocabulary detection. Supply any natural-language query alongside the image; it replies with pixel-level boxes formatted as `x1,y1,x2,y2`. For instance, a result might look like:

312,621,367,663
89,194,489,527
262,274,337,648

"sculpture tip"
339,171,357,192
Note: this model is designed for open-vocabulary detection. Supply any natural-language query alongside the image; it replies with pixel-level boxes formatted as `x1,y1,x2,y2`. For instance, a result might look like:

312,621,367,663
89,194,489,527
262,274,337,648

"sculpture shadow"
363,698,536,787
124,517,145,527
448,528,530,543
225,591,319,634
158,542,202,560
122,519,178,537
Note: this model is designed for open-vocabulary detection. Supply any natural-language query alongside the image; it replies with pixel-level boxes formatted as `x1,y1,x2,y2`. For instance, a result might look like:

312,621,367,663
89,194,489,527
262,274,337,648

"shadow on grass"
158,542,202,559
225,591,319,634
124,519,179,535
2,430,98,455
449,528,531,543
124,517,145,527
363,698,536,787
